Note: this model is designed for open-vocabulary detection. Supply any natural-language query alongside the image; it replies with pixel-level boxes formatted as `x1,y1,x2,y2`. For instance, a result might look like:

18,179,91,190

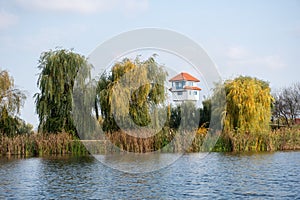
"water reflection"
95,152,184,173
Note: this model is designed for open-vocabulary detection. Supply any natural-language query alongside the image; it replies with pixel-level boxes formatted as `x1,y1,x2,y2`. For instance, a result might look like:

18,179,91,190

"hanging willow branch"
96,56,168,132
223,76,273,134
34,48,92,134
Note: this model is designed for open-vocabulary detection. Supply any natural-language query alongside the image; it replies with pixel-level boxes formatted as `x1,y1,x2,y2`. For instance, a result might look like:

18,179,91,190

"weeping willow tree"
0,69,28,136
224,76,272,133
96,56,167,132
221,76,273,151
34,49,92,134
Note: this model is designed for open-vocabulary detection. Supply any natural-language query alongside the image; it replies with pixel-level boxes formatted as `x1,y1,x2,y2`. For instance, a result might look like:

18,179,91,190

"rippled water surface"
0,152,299,199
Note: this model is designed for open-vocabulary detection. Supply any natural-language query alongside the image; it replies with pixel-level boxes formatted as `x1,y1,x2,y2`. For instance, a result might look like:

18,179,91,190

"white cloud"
15,0,149,14
0,11,18,30
15,0,114,14
123,0,149,15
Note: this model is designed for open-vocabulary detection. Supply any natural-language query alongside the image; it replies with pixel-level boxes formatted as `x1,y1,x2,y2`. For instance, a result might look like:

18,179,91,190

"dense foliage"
34,49,91,134
223,76,273,133
96,57,167,132
211,76,274,151
169,100,211,130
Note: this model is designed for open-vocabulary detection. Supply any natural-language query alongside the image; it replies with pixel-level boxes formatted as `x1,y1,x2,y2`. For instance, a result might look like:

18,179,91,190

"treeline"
1,48,299,156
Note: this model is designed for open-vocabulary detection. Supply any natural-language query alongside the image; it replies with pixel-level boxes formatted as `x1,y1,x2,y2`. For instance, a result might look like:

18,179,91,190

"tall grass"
0,132,88,157
1,127,299,157
104,127,300,153
268,127,300,151
214,127,300,152
103,128,207,153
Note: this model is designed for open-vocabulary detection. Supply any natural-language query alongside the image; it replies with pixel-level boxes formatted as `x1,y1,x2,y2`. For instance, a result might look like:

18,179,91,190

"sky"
0,0,299,128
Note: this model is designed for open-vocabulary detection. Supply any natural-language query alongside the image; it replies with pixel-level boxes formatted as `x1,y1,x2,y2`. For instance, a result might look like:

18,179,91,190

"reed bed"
268,127,300,151
1,127,299,157
214,127,300,152
104,128,207,153
0,132,88,156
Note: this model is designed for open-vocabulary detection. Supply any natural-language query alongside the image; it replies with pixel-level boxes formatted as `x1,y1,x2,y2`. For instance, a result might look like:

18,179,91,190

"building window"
189,91,191,95
177,91,183,95
175,81,182,89
194,91,197,95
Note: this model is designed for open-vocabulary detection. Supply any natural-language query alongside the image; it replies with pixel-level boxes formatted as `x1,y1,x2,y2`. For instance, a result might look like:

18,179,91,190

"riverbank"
0,127,299,156
0,132,87,157
213,127,300,152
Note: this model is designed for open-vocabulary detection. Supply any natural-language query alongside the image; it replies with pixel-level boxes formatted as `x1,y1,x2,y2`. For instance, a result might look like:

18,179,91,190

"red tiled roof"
169,72,200,82
184,86,202,91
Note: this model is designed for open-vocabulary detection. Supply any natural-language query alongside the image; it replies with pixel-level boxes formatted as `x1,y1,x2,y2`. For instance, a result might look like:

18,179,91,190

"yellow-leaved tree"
218,76,273,151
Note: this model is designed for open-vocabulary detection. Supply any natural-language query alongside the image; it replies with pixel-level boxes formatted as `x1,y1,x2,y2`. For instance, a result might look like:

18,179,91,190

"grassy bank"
1,127,299,156
0,132,88,157
103,129,207,153
213,127,300,152
98,127,300,153
103,127,300,153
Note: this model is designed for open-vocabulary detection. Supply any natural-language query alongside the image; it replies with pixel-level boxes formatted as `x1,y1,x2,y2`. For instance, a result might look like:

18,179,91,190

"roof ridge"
169,72,200,82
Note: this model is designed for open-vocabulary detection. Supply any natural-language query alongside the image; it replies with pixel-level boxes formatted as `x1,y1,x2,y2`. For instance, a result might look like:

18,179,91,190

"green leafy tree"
169,101,205,130
34,49,91,134
0,69,27,136
169,105,181,130
96,56,167,132
199,99,211,128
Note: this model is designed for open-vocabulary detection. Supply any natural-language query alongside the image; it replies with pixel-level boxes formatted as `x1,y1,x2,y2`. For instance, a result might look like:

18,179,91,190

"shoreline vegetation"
1,48,300,157
0,132,88,157
1,126,299,157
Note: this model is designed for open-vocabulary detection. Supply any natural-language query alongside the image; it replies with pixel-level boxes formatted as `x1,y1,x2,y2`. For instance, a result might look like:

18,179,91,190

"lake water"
0,152,299,199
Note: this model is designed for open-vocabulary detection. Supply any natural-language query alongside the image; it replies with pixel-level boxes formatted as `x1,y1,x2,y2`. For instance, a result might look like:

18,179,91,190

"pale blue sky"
0,0,299,127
